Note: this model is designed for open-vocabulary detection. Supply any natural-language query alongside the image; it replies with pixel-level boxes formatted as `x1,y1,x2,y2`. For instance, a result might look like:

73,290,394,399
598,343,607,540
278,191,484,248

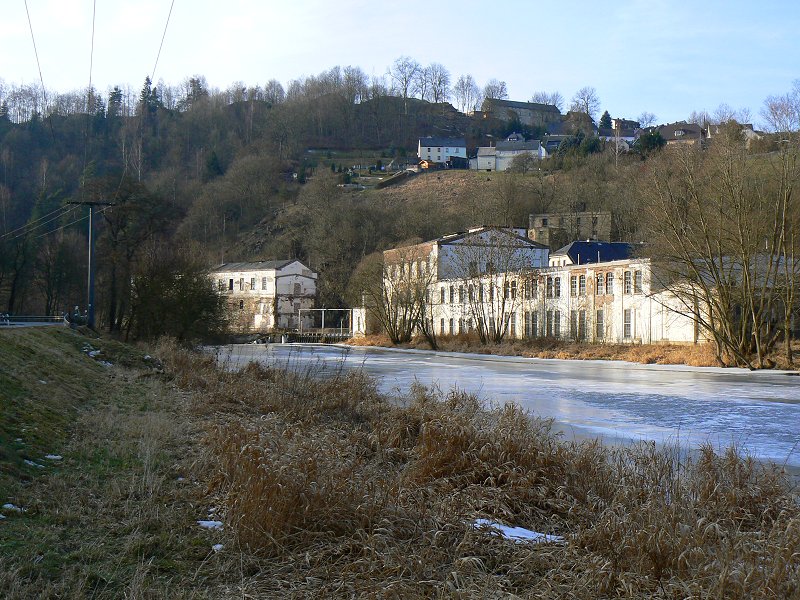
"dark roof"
437,226,548,250
418,136,466,147
597,127,637,138
496,140,541,151
551,241,636,264
211,260,296,272
655,121,703,141
485,99,561,113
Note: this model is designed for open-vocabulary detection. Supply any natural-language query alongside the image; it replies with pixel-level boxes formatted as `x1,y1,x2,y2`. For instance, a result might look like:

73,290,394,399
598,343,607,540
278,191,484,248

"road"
219,344,800,468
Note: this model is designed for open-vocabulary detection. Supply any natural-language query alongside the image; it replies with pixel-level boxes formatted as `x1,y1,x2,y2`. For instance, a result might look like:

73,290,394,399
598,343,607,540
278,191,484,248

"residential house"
481,99,561,127
417,137,467,165
211,260,317,333
653,121,705,147
706,122,763,148
471,134,542,171
611,117,640,131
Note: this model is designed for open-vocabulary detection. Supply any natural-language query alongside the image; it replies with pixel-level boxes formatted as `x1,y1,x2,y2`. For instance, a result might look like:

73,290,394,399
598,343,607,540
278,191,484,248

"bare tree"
687,109,710,127
637,111,657,128
453,74,481,113
483,79,508,101
570,86,600,121
388,56,421,115
428,63,451,103
530,91,564,112
264,79,285,105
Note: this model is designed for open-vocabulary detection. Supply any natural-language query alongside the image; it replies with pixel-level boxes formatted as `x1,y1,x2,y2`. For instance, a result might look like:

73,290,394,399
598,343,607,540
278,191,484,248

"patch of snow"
38,380,47,385
212,544,224,552
0,513,5,520
15,438,22,443
473,519,565,544
44,455,62,461
98,361,113,368
2,503,25,513
176,476,185,482
23,460,45,469
207,507,218,514
197,520,223,530
144,355,152,360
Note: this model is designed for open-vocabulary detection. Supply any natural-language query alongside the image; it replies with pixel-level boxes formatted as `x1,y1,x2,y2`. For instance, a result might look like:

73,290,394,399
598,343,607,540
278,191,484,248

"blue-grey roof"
418,137,466,148
551,241,636,264
211,260,295,272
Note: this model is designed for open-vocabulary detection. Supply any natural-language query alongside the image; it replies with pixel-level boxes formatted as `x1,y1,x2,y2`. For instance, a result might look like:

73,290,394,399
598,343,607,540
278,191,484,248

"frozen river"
219,344,800,468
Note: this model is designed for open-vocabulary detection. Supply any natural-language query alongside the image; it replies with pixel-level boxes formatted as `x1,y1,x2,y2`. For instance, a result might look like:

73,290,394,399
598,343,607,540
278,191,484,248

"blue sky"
1,0,798,127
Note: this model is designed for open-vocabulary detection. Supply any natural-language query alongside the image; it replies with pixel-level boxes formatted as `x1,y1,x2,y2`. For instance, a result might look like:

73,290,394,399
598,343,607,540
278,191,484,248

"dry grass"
349,334,767,369
155,339,800,599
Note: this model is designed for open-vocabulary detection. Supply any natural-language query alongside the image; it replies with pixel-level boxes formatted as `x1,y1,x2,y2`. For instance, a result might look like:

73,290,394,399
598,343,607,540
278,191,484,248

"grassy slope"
0,328,223,598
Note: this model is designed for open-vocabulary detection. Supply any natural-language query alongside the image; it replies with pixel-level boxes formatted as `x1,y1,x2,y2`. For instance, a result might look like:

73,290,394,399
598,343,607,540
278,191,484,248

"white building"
211,260,317,333
355,239,702,345
472,134,541,172
417,137,467,165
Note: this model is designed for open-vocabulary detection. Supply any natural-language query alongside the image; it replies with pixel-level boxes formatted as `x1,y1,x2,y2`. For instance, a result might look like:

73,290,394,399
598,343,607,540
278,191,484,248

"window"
546,311,553,337
576,216,582,228
596,273,604,295
570,310,578,339
489,285,494,302
579,275,586,296
606,273,614,295
478,285,484,303
624,271,632,294
524,312,532,337
546,277,553,298
238,300,244,310
228,278,234,291
262,277,268,290
468,285,474,302
596,309,604,340
440,287,446,304
570,275,578,297
294,282,301,295
449,318,455,335
511,280,517,299
578,309,586,340
504,281,510,300
541,217,548,227
508,313,516,337
553,310,561,337
554,277,561,298
239,278,244,291
532,312,538,337
634,270,643,294
623,309,632,338
459,285,465,304
250,277,256,291
440,318,445,335
449,286,455,303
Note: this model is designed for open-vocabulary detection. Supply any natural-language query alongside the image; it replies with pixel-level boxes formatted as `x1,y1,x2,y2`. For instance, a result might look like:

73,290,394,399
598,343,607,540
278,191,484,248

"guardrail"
0,314,65,326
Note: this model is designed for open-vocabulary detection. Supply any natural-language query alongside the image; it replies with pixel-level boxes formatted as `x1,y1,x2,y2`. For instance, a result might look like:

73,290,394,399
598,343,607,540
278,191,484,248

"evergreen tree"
599,110,612,129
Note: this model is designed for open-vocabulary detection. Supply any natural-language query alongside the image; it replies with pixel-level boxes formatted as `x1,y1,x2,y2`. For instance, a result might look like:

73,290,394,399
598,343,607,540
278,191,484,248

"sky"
1,0,799,127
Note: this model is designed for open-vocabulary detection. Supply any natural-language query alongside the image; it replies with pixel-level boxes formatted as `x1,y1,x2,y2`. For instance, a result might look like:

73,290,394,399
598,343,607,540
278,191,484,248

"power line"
150,0,176,83
88,0,96,106
0,205,78,241
23,0,56,143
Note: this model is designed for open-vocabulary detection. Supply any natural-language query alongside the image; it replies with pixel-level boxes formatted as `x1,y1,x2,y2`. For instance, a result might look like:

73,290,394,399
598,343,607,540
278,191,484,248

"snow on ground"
212,544,224,552
44,454,62,460
197,520,223,530
2,503,26,513
474,519,565,544
23,459,44,468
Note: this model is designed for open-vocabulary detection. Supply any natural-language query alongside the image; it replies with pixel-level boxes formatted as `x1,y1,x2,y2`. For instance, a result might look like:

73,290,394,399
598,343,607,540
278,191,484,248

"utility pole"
68,201,113,328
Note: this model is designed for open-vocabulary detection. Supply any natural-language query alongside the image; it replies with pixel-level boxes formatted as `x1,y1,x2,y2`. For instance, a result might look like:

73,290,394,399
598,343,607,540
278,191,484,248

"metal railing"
0,314,65,326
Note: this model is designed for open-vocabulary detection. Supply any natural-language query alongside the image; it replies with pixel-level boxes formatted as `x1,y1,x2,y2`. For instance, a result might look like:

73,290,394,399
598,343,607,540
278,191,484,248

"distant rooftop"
550,241,637,265
418,136,466,147
211,260,296,272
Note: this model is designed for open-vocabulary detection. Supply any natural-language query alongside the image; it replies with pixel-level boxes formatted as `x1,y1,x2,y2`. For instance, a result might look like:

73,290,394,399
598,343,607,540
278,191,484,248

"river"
218,344,800,469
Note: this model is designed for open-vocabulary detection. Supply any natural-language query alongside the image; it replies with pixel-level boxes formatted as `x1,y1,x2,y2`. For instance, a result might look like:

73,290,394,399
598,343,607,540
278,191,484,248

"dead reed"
157,340,800,598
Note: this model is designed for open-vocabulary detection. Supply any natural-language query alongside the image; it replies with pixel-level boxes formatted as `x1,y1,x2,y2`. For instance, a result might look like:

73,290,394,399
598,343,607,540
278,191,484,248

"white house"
417,137,467,165
211,260,317,333
472,134,541,172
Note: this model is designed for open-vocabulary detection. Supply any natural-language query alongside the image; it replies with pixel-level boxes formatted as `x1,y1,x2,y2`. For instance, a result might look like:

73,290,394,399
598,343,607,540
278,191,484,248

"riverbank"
348,334,800,370
3,329,799,598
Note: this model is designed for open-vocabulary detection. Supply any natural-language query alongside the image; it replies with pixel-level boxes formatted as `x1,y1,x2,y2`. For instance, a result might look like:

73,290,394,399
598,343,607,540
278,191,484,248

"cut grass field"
2,328,799,598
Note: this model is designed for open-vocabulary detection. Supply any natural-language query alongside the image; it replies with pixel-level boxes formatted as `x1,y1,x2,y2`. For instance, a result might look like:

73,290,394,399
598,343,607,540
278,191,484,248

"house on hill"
653,121,705,146
417,137,467,166
471,134,542,171
210,260,317,333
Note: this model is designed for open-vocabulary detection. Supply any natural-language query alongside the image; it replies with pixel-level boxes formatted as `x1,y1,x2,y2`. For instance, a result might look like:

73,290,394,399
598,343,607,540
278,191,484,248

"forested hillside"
0,70,796,340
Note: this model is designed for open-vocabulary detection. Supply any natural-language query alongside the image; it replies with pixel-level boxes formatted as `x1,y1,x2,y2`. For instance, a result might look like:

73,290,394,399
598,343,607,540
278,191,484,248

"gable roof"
655,121,703,141
437,226,548,250
418,136,466,148
496,139,541,151
484,99,561,113
550,241,636,264
211,259,297,273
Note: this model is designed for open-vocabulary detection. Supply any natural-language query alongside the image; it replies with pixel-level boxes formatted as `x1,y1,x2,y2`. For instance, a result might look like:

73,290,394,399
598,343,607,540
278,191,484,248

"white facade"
211,260,317,332
417,137,467,163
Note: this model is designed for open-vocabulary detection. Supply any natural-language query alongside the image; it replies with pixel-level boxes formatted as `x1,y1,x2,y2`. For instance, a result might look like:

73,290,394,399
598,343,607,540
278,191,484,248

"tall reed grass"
158,340,800,598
